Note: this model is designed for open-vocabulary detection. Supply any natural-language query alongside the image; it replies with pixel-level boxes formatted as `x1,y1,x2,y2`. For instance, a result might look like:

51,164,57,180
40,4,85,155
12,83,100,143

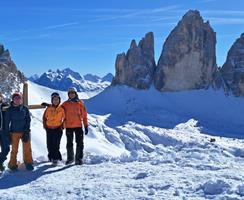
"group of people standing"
0,87,89,172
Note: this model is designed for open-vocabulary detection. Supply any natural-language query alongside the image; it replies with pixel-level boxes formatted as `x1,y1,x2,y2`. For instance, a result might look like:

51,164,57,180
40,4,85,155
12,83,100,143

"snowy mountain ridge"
31,67,113,94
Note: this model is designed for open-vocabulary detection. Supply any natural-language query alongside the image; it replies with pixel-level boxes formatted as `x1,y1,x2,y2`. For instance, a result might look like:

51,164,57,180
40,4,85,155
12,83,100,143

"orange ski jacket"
61,99,88,128
43,105,65,129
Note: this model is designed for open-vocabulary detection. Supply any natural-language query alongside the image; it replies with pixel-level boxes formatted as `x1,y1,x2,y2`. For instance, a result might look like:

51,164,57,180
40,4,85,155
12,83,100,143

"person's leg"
53,128,63,161
8,133,22,169
66,128,74,162
22,135,33,165
74,127,84,163
0,132,10,166
46,129,53,161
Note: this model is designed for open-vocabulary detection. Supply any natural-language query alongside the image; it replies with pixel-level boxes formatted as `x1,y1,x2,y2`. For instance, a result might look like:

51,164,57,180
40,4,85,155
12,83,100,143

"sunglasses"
13,96,22,100
51,92,60,98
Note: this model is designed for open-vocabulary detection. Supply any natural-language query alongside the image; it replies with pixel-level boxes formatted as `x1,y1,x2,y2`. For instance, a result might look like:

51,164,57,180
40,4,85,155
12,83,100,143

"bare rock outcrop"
154,10,217,91
112,32,156,89
0,44,26,97
221,33,244,96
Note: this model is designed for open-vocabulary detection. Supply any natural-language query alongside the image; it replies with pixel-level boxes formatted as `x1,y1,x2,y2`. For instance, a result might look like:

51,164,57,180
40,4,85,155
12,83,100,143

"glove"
61,123,65,130
22,132,30,143
41,102,51,107
85,127,88,135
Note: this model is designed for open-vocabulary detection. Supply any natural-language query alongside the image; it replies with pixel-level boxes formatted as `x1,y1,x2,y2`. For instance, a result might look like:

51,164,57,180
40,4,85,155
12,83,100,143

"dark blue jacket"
5,103,31,135
0,102,8,131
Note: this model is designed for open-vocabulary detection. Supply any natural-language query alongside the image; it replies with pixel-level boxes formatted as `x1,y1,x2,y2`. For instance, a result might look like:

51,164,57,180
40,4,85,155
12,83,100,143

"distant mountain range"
29,68,113,93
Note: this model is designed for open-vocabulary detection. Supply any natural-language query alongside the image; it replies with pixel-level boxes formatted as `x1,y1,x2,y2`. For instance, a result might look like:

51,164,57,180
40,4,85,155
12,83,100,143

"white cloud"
6,34,51,42
43,22,79,30
207,17,244,25
202,10,244,16
89,5,181,22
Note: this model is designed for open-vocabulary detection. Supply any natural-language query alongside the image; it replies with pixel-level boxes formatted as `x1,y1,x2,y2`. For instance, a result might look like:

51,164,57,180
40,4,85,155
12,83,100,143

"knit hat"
51,92,61,104
68,87,77,94
12,92,22,100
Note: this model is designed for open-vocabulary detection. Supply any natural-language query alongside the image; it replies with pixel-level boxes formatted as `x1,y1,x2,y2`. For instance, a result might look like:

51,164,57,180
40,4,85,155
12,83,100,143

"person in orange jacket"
43,92,65,165
62,87,88,165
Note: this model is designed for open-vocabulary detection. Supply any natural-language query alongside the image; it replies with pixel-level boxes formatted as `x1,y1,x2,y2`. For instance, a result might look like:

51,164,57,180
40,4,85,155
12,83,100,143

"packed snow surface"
1,82,244,199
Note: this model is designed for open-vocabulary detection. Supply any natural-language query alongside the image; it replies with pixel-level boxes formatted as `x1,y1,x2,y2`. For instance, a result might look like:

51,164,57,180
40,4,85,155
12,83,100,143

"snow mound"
237,185,244,196
201,179,230,195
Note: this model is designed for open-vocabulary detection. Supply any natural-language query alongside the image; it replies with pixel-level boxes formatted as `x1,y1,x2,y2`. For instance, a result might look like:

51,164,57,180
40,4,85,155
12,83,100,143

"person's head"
12,92,23,106
68,87,77,99
51,92,61,106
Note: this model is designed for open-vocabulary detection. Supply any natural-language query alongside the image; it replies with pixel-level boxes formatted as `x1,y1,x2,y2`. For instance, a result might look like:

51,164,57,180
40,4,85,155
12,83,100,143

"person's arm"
80,101,88,135
83,106,88,128
4,107,11,144
61,107,66,129
80,101,88,128
22,107,31,143
2,102,10,112
61,103,67,128
24,107,31,134
43,108,48,129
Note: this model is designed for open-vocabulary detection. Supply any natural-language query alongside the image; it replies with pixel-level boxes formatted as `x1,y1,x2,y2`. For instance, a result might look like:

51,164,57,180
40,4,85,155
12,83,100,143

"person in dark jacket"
5,92,34,171
0,93,10,172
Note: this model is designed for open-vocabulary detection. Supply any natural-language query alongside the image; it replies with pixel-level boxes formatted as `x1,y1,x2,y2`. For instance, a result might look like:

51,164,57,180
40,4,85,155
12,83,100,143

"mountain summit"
32,68,113,93
155,10,217,91
0,43,25,97
112,32,156,89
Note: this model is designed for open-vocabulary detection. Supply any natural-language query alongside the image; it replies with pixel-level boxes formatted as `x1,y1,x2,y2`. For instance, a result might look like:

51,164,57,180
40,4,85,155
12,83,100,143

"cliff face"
154,10,217,92
0,44,26,97
221,33,244,96
112,32,156,89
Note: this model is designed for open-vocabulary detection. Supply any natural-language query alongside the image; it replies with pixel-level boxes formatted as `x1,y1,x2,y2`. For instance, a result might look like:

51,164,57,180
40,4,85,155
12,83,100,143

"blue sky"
0,0,244,77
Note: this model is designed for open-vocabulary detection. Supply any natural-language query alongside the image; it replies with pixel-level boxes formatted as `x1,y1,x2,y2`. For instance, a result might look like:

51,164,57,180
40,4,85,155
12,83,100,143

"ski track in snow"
1,82,244,199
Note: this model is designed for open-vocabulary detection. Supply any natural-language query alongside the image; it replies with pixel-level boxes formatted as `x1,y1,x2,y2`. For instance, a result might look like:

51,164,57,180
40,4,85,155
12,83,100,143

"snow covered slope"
86,86,244,138
1,82,244,199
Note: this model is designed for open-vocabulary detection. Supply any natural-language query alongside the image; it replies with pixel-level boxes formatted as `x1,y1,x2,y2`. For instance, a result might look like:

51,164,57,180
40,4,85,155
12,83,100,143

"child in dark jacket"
0,93,10,171
5,92,33,171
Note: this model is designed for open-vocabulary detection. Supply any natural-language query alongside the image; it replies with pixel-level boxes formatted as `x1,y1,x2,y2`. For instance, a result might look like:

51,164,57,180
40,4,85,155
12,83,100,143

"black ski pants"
46,128,63,161
66,127,84,161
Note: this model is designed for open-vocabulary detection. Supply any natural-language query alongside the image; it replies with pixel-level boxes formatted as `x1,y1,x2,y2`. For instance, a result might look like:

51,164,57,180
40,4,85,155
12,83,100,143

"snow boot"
9,165,18,172
65,159,74,165
52,160,58,166
25,163,34,171
75,159,83,165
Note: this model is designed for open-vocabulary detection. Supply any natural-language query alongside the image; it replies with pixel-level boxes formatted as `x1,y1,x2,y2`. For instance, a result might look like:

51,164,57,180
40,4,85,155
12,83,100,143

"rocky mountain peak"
221,33,244,96
154,9,217,91
112,32,156,89
182,10,201,20
130,40,137,49
0,43,26,97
